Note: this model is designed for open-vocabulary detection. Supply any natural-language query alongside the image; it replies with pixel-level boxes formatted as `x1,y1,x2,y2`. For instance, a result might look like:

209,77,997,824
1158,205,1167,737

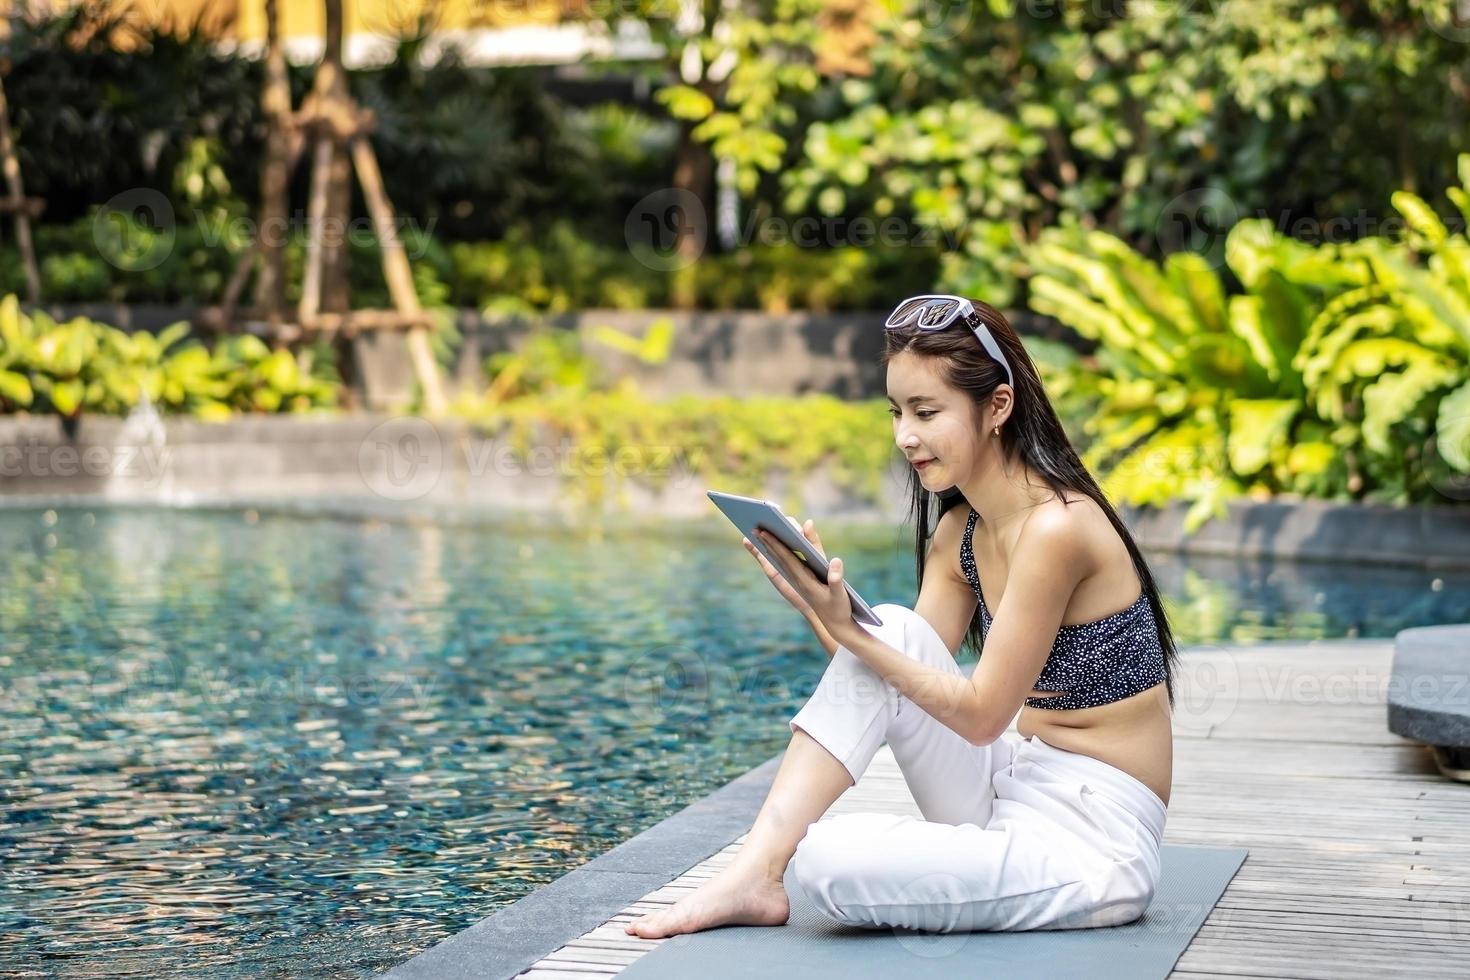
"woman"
626,295,1179,938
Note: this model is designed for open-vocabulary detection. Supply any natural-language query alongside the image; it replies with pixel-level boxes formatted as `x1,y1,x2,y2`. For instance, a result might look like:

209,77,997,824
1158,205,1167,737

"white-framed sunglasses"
884,294,1014,388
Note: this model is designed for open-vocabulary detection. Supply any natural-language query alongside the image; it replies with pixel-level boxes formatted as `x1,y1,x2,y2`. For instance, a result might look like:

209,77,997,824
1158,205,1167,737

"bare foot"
624,866,789,939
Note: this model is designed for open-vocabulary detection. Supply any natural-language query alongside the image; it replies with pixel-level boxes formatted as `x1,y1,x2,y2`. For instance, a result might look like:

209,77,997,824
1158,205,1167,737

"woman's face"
886,352,986,490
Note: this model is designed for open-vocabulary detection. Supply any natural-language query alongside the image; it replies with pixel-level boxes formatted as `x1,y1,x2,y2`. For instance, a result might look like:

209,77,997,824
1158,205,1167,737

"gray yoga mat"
617,845,1247,979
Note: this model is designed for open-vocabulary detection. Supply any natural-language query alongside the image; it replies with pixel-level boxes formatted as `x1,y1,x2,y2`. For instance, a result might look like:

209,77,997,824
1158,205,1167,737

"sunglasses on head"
884,294,1015,388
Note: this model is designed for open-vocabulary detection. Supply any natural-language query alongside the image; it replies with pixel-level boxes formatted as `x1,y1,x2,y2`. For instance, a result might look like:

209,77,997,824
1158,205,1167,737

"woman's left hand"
754,527,854,638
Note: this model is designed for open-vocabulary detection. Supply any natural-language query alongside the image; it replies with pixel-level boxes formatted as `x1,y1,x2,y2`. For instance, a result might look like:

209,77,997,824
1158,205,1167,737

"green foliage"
644,0,824,196
4,3,260,226
446,223,668,312
1437,382,1470,474
1029,156,1470,520
0,296,337,421
447,310,891,512
461,384,893,517
3,5,631,241
353,38,626,241
782,0,1469,307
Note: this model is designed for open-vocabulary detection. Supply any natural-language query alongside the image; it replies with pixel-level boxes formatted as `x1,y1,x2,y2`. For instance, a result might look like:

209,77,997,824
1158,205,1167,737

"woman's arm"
964,508,1098,737
806,612,840,658
829,506,1096,744
830,623,989,741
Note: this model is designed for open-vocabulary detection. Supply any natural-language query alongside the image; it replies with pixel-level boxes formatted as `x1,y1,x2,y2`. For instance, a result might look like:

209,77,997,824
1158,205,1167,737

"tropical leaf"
1227,398,1299,476
48,378,84,416
588,317,676,365
1436,380,1470,473
655,85,715,121
1313,338,1456,421
1164,252,1227,335
0,369,32,405
1298,305,1400,393
1286,441,1335,478
1226,295,1282,384
1360,362,1459,455
1392,190,1449,246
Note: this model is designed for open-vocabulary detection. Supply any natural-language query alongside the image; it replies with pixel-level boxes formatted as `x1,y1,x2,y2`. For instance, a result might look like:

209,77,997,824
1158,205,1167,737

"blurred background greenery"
0,0,1466,519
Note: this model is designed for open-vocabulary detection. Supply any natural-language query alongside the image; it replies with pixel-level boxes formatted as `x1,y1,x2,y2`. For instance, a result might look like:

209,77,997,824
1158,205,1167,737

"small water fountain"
111,388,172,501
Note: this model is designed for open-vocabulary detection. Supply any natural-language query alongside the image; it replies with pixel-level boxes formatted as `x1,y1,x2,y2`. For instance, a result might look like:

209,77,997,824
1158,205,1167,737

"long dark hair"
883,299,1181,710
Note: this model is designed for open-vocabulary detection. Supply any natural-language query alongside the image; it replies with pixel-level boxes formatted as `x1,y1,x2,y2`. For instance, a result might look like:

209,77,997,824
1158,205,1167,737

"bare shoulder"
1016,492,1113,567
926,503,973,585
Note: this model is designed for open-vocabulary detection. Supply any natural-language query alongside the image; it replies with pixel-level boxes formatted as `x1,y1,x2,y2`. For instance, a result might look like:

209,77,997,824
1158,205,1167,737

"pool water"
1,504,1466,977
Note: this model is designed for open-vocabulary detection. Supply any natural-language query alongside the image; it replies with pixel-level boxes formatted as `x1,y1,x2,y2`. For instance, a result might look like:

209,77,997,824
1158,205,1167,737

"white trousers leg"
787,603,1168,933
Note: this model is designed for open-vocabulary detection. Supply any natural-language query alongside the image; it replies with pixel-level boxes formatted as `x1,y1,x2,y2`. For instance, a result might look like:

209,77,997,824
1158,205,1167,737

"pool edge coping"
375,752,785,980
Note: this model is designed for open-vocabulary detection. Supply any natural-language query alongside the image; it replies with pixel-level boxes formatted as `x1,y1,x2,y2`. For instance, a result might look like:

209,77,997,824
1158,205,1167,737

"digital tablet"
707,490,883,627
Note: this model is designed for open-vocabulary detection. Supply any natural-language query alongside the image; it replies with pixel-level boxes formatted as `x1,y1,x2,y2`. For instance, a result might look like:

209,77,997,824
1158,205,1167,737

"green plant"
209,335,339,417
1028,219,1355,526
0,295,339,420
784,1,1470,308
1293,154,1470,500
454,382,893,515
1027,158,1470,521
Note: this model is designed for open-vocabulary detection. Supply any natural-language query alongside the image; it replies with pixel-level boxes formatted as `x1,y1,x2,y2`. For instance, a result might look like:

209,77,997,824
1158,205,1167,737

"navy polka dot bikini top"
959,507,1167,711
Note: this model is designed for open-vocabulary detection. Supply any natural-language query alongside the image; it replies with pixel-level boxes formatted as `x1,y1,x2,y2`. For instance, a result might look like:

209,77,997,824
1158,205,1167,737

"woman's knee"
791,816,877,924
792,815,883,880
1082,873,1156,927
866,603,921,649
868,604,953,663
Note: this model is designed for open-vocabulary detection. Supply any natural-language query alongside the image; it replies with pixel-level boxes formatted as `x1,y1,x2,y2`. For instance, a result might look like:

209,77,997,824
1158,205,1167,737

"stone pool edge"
376,753,785,980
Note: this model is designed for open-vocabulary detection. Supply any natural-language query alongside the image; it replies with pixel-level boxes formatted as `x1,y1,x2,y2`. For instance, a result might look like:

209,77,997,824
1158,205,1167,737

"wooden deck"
512,640,1469,979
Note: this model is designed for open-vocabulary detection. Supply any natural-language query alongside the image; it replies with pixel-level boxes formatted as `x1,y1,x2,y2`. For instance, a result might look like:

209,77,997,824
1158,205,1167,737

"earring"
992,425,1000,437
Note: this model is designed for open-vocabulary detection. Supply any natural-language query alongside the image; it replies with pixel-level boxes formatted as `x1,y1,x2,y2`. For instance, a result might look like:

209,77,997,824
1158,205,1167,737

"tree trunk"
669,122,712,310
253,0,291,323
0,77,40,304
315,0,357,407
317,0,352,317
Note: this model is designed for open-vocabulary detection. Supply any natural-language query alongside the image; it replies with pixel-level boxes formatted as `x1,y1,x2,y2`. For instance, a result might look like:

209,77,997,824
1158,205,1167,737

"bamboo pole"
350,135,447,415
297,138,333,327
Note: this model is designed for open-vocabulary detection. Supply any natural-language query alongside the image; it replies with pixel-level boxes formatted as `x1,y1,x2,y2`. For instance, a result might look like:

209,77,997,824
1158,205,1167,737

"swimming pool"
1,504,1466,977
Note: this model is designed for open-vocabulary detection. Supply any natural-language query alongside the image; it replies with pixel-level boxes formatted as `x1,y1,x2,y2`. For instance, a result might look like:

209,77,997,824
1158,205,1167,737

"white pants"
787,603,1167,932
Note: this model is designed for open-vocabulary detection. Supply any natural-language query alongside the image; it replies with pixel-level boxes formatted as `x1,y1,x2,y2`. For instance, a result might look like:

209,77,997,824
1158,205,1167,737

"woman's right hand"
743,519,828,621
